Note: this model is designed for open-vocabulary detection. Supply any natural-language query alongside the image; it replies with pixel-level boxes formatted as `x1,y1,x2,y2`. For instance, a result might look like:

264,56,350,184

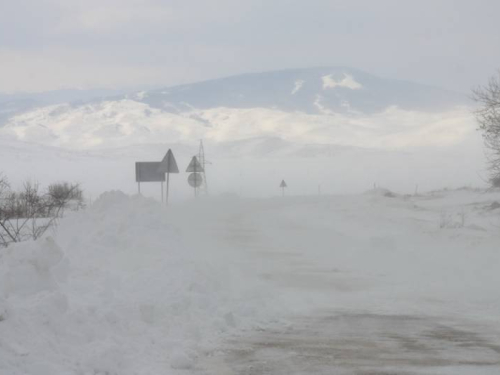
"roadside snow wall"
0,191,277,375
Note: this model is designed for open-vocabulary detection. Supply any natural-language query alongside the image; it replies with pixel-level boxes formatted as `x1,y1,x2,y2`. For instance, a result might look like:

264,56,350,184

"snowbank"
0,191,280,375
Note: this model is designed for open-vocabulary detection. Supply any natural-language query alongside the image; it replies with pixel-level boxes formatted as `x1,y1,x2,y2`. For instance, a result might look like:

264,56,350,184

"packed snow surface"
1,188,499,374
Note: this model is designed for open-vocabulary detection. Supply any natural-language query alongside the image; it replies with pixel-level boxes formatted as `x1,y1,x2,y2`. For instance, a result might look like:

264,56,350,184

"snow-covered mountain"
0,100,474,150
128,67,468,114
0,67,473,151
0,88,137,125
1,67,469,127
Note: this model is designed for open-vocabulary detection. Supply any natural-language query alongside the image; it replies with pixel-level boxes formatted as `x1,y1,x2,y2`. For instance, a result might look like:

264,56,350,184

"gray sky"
1,0,500,93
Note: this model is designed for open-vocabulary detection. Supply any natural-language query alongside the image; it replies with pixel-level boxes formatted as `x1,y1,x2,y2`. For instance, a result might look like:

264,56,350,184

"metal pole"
161,181,164,203
194,159,197,198
166,173,170,205
138,182,141,194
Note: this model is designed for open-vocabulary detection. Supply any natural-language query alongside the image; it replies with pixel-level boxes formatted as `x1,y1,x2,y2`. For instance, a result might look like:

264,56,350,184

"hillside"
0,100,473,150
0,67,469,129
133,67,468,114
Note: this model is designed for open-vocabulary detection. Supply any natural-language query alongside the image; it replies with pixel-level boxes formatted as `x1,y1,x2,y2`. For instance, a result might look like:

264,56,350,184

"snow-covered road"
201,312,500,375
174,190,500,374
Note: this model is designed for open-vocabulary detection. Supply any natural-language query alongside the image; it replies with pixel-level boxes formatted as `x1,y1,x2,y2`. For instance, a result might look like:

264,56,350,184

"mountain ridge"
128,66,468,115
0,67,469,126
0,67,475,153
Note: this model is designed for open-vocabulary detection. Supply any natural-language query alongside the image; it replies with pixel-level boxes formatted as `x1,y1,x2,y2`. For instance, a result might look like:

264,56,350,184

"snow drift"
0,191,281,375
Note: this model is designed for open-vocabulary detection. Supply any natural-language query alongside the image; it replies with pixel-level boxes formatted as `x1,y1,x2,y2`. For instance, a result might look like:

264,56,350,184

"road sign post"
135,162,166,199
198,140,210,195
186,156,204,197
280,180,287,197
157,149,179,205
135,149,179,204
188,172,203,197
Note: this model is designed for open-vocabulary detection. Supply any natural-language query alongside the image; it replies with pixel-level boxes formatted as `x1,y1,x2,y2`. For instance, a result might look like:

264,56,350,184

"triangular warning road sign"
158,149,179,173
280,180,287,188
186,156,204,172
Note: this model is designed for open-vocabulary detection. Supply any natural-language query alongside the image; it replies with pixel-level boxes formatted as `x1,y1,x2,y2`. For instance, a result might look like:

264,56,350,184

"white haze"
1,1,500,373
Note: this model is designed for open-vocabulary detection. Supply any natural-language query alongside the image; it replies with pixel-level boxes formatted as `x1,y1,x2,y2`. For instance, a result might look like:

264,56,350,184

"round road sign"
188,172,203,188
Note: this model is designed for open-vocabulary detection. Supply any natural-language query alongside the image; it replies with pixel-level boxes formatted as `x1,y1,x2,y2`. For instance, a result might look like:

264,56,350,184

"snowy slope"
0,100,474,150
0,88,137,126
0,67,471,150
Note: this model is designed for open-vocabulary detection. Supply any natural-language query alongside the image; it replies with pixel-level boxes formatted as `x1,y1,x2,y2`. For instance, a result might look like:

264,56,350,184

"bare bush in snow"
473,71,500,187
48,182,85,214
439,209,466,229
0,177,84,248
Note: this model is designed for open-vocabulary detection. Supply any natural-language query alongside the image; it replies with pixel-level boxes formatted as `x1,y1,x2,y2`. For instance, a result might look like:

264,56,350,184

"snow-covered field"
1,188,499,374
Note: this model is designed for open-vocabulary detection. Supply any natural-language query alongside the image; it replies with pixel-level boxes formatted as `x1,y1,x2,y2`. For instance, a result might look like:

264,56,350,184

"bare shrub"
439,209,466,229
48,182,85,214
472,71,500,186
0,177,84,248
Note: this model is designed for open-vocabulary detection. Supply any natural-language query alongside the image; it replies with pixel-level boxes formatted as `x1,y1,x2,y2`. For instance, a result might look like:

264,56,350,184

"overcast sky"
1,0,500,93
